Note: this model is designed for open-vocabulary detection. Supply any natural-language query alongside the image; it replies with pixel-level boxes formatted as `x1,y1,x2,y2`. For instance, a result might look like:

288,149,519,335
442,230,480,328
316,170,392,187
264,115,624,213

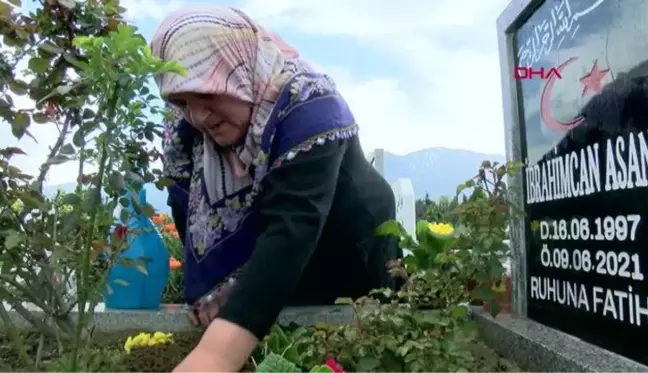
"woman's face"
169,93,252,147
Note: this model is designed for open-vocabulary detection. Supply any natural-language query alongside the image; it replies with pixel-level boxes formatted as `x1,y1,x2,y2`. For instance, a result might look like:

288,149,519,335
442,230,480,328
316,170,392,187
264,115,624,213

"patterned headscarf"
151,6,314,202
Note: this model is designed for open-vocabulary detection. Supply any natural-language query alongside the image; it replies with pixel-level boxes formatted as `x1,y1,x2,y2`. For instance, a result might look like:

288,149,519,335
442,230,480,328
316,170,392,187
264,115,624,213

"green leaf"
120,210,129,224
334,297,354,305
38,84,75,104
45,154,70,165
375,220,407,238
28,57,49,73
154,177,175,190
356,355,380,371
489,301,501,317
9,80,28,95
14,111,30,127
415,220,437,250
474,286,493,301
59,144,75,155
143,204,155,217
119,197,129,207
0,97,11,109
402,255,418,272
135,264,148,276
32,113,49,123
489,260,505,278
82,108,95,119
3,230,21,250
62,193,82,205
0,2,11,17
256,353,300,373
83,188,101,213
109,173,125,191
415,310,446,326
61,211,80,234
310,365,333,372
21,191,44,209
281,347,301,367
38,41,64,55
411,247,432,270
450,305,469,319
50,245,66,263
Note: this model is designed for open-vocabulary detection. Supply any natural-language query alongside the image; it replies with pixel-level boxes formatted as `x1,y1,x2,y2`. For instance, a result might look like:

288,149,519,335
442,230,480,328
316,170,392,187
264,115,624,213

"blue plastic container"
104,187,169,310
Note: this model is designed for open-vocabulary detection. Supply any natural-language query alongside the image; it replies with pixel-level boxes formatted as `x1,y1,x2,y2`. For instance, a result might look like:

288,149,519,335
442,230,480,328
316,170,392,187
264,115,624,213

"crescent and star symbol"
540,57,611,132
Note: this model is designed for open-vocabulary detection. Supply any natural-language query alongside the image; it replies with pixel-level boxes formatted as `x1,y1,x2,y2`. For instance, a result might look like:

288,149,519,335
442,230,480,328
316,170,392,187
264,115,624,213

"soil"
1,329,521,372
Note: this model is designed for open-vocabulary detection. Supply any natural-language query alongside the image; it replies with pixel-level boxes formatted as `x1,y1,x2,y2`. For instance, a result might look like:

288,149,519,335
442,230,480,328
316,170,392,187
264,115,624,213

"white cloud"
119,0,186,20
240,0,510,156
242,0,505,35
119,0,512,156
325,65,502,156
3,0,512,184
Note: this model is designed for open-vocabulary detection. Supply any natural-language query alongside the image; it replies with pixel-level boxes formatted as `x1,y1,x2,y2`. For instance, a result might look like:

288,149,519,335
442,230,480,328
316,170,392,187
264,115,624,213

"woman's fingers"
198,309,211,326
188,310,200,326
198,303,219,326
207,305,219,325
190,282,233,327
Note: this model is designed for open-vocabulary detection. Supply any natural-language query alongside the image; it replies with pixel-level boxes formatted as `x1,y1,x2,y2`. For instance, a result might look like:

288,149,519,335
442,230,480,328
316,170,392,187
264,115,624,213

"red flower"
45,101,57,116
325,359,344,373
115,224,128,240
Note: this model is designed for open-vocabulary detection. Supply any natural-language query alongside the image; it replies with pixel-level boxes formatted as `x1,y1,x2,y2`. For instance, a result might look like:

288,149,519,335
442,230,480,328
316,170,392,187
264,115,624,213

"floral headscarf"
151,6,314,203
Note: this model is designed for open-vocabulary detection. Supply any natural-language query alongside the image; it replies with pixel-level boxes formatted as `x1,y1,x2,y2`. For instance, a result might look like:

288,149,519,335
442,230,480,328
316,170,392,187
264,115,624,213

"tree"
0,0,183,369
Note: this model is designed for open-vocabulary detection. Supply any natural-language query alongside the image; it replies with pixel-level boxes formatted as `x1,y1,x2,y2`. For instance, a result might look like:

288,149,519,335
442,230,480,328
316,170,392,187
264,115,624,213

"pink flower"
325,359,344,372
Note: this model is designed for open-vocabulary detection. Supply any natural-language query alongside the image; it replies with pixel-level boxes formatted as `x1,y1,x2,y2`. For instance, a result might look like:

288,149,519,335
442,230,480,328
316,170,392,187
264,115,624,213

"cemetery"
1,0,648,371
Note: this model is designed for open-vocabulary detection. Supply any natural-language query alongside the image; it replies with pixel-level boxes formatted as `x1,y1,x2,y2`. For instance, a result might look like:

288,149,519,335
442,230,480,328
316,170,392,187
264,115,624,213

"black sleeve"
166,182,190,246
216,139,346,339
168,194,188,245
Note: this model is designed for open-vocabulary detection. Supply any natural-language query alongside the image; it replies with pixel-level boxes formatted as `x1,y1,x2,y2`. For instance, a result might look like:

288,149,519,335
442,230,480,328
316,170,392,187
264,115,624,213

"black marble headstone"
514,0,648,365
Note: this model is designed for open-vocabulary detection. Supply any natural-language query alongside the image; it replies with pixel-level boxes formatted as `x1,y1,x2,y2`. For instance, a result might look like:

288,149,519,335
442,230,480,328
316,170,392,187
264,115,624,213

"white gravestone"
390,178,416,239
366,148,416,239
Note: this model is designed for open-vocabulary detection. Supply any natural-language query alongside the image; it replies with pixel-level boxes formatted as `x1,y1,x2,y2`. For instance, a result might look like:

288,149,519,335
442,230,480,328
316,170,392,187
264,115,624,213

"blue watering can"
104,187,169,310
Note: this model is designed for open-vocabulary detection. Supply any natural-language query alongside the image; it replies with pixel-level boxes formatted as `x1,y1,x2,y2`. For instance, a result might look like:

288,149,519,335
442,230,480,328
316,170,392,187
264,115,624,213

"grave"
366,148,416,239
6,148,418,331
489,0,648,371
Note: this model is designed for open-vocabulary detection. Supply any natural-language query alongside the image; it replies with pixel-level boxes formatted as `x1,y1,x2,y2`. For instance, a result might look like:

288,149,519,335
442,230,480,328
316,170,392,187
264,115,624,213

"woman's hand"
173,318,258,372
189,280,234,327
189,301,219,327
173,344,237,373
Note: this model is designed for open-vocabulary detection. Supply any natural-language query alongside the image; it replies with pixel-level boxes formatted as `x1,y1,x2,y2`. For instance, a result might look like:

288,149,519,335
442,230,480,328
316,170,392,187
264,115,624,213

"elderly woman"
151,6,402,371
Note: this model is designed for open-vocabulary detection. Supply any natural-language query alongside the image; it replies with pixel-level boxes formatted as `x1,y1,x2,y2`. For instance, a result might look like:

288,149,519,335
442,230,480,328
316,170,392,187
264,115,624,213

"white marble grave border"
497,0,533,318
5,301,647,372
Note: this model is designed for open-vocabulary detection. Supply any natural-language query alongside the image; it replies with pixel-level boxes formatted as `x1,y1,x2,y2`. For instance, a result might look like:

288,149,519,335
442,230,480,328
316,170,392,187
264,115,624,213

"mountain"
382,147,506,201
43,147,506,213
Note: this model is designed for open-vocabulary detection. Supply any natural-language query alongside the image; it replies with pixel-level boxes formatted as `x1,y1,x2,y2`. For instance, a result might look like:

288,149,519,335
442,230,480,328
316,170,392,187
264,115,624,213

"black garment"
174,135,402,339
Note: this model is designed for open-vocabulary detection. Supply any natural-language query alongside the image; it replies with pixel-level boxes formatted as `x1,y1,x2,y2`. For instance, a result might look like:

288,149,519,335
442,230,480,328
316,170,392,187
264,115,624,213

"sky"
1,0,510,185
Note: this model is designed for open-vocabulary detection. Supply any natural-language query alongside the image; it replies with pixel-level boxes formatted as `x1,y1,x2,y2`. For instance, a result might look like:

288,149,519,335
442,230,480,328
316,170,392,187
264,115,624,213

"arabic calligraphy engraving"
518,0,607,68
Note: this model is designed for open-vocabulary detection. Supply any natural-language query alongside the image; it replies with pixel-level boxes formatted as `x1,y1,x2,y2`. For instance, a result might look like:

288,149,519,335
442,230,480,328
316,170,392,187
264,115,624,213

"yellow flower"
428,222,454,236
124,332,174,354
492,281,506,293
